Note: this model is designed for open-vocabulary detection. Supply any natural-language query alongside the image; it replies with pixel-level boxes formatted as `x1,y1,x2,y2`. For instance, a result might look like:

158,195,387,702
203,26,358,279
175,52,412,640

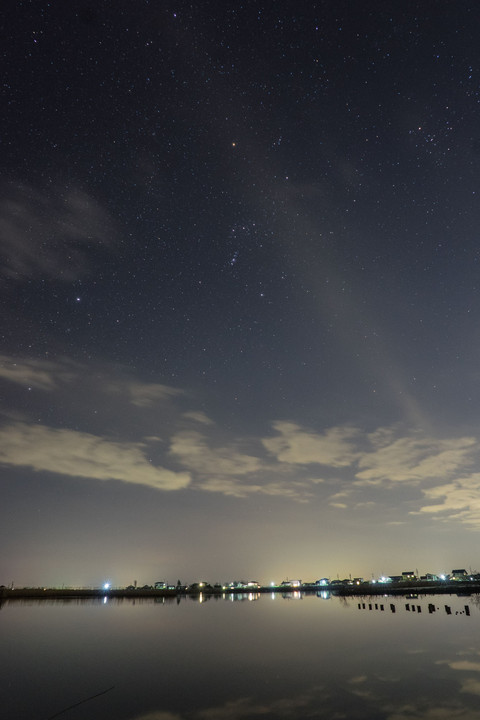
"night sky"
3,1,480,588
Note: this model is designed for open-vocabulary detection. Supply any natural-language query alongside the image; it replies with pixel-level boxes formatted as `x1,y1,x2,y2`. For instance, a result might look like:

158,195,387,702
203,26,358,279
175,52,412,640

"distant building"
451,569,468,580
280,579,301,588
223,581,260,590
402,571,416,580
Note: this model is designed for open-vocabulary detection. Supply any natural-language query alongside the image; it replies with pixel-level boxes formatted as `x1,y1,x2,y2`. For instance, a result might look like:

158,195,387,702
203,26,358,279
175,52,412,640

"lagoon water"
2,592,480,720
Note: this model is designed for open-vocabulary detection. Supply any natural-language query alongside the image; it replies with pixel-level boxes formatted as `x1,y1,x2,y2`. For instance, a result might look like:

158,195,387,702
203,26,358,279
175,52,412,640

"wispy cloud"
198,476,311,501
0,354,70,390
0,422,190,491
0,182,115,280
183,411,215,425
126,382,184,408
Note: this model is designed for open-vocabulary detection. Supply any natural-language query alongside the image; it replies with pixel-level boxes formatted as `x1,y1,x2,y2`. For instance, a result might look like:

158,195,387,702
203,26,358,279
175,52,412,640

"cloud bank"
2,354,480,523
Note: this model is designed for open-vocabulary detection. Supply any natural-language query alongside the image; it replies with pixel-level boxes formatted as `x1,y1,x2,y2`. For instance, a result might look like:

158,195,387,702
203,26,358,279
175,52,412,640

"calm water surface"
2,592,480,719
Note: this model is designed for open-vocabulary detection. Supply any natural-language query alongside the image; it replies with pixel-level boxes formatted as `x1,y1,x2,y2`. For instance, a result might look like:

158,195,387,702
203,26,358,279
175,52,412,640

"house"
223,581,248,590
280,579,302,588
401,571,416,580
451,569,468,580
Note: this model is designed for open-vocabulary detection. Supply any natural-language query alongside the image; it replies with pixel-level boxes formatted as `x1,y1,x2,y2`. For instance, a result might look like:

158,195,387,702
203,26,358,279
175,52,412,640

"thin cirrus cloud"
0,354,186,412
0,354,70,391
0,182,116,281
182,411,214,426
125,382,185,408
0,423,191,491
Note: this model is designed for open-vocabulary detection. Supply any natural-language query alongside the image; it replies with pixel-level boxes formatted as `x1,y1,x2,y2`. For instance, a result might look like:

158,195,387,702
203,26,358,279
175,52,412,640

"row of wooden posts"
358,601,470,616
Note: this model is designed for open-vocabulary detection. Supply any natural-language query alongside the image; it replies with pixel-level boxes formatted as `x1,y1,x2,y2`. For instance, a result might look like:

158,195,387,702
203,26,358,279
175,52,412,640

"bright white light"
103,582,110,590
440,574,446,580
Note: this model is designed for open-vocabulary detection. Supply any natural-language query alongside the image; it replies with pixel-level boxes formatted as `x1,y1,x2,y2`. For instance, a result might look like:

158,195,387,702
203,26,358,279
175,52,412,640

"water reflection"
2,593,480,719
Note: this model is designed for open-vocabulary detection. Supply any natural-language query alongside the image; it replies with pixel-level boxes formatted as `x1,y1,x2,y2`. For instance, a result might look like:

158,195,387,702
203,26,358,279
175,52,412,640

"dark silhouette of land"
2,578,480,601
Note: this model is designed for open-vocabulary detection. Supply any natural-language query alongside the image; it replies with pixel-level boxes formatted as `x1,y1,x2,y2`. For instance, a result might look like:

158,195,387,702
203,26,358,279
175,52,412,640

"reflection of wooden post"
390,603,396,613
417,606,421,613
428,603,435,613
465,606,470,616
380,604,384,611
445,605,452,615
406,603,410,611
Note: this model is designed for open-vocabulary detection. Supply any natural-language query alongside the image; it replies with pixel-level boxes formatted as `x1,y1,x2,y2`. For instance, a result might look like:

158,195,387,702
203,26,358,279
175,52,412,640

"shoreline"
2,580,480,600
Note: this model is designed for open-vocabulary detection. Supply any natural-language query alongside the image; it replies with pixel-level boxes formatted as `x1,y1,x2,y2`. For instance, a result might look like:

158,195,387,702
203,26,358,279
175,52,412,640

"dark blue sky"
2,1,480,587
